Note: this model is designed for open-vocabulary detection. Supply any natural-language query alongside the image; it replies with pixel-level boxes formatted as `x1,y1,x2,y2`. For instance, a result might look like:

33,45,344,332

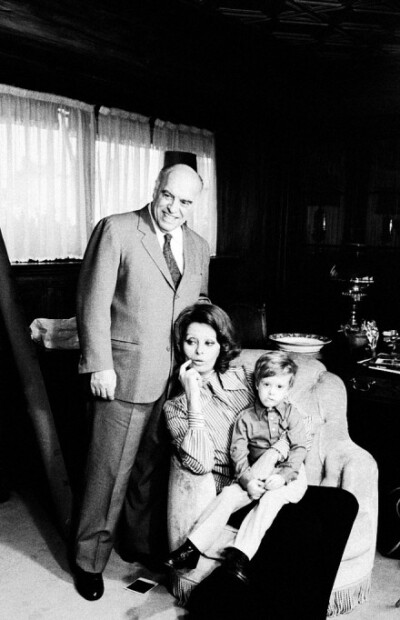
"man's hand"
265,473,285,491
90,369,117,400
246,478,266,500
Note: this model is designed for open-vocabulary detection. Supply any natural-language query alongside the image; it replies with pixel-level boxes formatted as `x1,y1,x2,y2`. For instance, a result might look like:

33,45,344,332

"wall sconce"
312,207,327,243
307,194,344,247
374,192,400,245
382,216,399,244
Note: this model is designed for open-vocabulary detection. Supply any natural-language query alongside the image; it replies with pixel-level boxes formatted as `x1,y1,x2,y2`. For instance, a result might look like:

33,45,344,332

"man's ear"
153,178,161,200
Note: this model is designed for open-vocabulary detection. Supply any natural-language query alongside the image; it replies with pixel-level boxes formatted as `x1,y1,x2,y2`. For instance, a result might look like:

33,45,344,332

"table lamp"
330,243,374,329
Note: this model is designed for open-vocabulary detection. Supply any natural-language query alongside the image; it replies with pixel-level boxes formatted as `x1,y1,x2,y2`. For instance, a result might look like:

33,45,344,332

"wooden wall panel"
10,262,81,324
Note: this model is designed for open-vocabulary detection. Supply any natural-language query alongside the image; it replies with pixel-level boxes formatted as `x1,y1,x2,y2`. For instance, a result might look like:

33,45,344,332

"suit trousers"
187,486,359,620
191,465,307,559
74,393,166,573
118,392,171,560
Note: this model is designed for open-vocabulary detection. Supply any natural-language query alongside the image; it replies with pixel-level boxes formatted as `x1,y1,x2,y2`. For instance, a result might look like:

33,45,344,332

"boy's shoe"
222,547,250,584
164,539,200,570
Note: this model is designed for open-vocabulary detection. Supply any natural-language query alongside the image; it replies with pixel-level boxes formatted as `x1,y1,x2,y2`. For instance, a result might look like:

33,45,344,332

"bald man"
73,164,210,600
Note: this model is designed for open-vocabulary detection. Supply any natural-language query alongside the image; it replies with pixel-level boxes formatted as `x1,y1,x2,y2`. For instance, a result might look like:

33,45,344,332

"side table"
346,363,400,492
327,339,400,558
324,336,400,489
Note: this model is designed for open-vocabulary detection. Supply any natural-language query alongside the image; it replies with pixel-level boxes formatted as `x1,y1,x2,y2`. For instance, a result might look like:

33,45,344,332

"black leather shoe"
73,565,104,601
164,539,200,570
222,547,250,585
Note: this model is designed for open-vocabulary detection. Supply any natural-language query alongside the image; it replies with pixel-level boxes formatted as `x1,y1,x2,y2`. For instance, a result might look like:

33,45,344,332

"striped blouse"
164,365,257,493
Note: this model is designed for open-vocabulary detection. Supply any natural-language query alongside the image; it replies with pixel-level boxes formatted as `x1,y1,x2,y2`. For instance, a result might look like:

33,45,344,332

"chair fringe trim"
172,576,196,606
173,573,372,615
327,575,371,617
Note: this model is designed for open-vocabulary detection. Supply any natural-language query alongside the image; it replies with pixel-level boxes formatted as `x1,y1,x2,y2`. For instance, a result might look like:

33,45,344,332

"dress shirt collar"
201,370,248,408
148,203,184,271
217,368,250,391
254,399,287,420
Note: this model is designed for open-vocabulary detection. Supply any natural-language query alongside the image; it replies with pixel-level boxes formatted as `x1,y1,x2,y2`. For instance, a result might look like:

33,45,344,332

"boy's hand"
246,479,266,500
264,474,285,491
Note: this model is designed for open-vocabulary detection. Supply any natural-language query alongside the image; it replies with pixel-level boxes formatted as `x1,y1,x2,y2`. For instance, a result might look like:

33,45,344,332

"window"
0,86,217,261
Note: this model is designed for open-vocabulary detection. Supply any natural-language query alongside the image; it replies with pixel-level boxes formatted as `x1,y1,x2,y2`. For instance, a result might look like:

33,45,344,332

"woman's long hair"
174,303,241,373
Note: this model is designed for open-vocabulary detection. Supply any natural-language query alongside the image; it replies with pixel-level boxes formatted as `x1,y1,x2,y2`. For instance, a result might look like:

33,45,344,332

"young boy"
165,351,308,583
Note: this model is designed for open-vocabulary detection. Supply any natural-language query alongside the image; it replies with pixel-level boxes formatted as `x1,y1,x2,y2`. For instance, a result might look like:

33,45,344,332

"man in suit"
72,163,210,600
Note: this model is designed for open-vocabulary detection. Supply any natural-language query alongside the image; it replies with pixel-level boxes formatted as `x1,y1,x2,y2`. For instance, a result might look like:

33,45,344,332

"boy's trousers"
190,464,307,559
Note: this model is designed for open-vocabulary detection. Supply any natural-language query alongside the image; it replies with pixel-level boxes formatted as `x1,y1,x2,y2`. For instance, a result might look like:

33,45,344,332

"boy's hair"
254,351,298,387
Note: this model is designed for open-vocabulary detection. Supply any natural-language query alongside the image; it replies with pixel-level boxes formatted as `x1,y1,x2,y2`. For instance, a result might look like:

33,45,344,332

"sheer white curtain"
153,119,217,255
96,112,217,254
0,88,217,261
0,85,95,261
95,107,155,222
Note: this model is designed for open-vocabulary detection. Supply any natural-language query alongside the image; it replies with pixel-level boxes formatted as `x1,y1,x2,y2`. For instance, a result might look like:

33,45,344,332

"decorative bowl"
268,333,332,354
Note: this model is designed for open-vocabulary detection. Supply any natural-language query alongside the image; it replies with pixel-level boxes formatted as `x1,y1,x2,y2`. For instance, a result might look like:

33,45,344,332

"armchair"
167,349,378,617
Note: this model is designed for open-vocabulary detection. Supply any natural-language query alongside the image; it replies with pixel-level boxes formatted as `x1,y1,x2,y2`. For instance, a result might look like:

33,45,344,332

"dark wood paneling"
0,261,83,494
10,262,81,324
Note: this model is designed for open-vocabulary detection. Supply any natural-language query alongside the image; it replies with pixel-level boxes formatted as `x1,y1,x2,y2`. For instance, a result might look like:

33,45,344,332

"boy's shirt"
230,399,308,488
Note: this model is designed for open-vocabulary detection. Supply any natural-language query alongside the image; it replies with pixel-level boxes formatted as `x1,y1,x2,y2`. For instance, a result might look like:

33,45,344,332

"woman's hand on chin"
179,360,202,403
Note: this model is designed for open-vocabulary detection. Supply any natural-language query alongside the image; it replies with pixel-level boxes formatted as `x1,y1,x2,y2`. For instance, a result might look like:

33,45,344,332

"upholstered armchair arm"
320,439,378,562
342,444,378,510
317,372,350,440
320,439,377,499
315,369,378,512
167,454,217,551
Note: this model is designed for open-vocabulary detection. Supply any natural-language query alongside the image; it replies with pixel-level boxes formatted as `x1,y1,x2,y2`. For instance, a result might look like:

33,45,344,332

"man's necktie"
163,233,181,288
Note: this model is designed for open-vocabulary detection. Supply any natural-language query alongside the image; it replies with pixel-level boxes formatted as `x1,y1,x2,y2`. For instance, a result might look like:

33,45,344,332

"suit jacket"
77,206,210,403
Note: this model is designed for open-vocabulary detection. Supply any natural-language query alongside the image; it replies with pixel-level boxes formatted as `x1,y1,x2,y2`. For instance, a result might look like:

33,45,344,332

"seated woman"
165,349,309,583
164,303,359,620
